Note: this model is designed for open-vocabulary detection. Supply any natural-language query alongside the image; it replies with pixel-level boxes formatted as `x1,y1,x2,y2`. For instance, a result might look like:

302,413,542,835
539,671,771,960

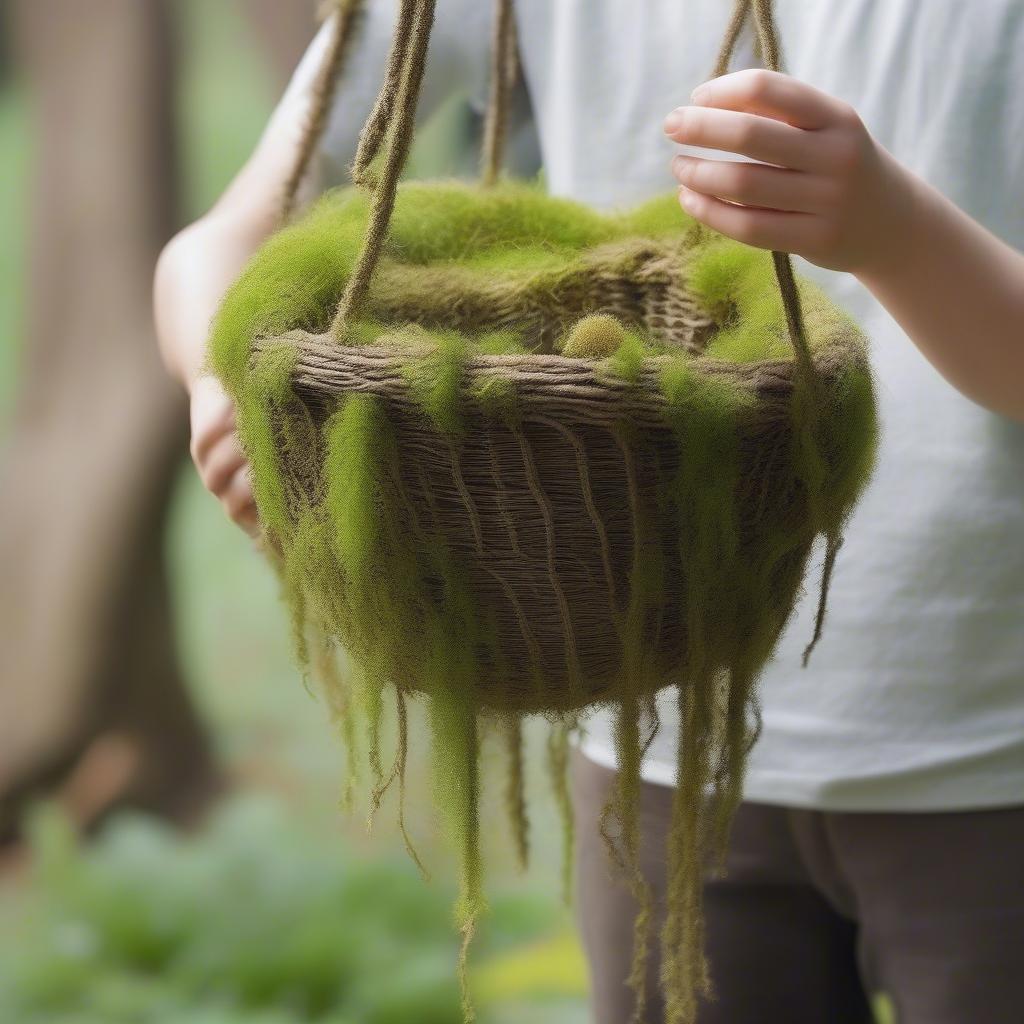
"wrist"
852,150,932,287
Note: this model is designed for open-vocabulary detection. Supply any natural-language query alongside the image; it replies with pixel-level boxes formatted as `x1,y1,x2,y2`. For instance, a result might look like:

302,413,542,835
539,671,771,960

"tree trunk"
0,0,217,841
240,0,317,87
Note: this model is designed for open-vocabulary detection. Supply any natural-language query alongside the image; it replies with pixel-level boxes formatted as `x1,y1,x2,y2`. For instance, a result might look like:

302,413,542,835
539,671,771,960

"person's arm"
663,69,1024,422
155,95,309,533
156,4,489,534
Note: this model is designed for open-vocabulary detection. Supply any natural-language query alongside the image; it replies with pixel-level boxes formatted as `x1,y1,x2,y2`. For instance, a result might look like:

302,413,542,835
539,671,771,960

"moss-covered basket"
210,179,877,1022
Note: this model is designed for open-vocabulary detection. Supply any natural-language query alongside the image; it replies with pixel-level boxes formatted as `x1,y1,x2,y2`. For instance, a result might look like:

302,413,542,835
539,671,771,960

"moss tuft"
404,332,469,435
561,313,626,359
472,375,519,422
606,332,647,383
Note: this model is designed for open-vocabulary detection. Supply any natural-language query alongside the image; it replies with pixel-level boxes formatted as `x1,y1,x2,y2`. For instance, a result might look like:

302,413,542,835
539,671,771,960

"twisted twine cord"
710,0,815,387
480,0,518,186
330,0,438,336
712,0,750,79
750,0,785,72
280,0,364,222
351,0,415,186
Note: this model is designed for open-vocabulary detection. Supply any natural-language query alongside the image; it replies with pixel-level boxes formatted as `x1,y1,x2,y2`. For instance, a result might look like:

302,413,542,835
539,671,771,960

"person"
155,2,1024,1022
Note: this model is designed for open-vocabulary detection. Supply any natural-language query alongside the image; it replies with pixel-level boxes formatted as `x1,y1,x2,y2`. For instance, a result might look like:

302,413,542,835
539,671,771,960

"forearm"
155,46,324,393
856,165,1024,421
155,207,280,391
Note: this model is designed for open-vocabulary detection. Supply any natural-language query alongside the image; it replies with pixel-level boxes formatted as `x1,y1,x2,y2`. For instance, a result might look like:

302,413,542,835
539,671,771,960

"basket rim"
260,327,867,429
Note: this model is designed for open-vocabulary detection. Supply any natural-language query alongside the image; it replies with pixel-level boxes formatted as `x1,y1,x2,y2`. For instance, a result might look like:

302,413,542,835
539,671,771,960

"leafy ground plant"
0,796,584,1024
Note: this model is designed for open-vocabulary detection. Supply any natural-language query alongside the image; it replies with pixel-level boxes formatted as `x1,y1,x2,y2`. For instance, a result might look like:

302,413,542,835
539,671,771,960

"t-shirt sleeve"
278,0,491,186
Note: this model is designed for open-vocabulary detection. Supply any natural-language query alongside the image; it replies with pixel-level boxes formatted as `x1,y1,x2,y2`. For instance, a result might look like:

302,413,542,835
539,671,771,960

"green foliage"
0,798,569,1024
1,799,452,1023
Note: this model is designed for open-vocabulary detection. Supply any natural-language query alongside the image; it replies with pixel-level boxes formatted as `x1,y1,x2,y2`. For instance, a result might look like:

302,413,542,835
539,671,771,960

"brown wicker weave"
267,287,856,713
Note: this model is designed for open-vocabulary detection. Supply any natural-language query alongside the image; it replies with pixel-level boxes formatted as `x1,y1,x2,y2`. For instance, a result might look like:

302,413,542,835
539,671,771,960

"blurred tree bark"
242,0,317,85
0,0,315,845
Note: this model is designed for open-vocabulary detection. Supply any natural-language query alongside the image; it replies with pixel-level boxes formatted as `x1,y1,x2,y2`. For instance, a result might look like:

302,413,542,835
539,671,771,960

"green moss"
606,332,647,383
325,396,383,581
561,314,626,359
234,341,298,548
461,245,571,275
472,375,518,422
686,239,765,321
404,332,469,435
615,192,703,243
475,330,527,356
347,319,390,347
209,190,367,397
385,181,618,263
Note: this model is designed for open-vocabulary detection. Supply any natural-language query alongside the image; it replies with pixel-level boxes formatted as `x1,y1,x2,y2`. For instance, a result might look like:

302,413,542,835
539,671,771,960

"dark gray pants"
573,751,1024,1024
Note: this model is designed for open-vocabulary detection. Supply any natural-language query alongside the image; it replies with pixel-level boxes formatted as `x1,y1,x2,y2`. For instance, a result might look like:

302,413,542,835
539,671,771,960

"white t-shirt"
287,0,1024,812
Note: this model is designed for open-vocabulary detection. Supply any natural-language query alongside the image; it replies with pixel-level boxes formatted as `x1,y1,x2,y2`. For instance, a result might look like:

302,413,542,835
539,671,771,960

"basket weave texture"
215,183,874,715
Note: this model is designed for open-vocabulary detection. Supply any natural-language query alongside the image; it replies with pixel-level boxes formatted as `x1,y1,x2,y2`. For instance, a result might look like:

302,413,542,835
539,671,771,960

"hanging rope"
714,0,845,673
329,0,438,337
710,0,816,386
712,0,750,79
802,531,843,665
480,0,518,186
351,0,415,186
280,0,364,222
284,0,813,379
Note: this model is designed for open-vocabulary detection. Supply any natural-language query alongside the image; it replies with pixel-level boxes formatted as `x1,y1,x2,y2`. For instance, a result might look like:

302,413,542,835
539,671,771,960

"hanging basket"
217,182,873,713
209,1,877,1022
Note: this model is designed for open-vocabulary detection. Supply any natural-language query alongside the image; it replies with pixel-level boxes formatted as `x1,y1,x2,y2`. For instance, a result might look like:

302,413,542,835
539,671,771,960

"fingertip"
671,153,692,183
240,508,261,539
225,494,260,538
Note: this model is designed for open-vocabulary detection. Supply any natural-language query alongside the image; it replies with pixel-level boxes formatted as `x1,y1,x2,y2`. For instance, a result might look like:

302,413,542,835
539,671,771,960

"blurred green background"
0,3,587,1022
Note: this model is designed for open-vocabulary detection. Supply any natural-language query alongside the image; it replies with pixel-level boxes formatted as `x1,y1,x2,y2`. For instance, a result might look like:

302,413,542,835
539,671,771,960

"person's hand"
664,69,914,274
189,376,259,537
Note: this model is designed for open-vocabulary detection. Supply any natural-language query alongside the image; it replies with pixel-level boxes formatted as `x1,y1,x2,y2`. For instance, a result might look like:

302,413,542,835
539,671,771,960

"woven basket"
209,1,878,1022
253,214,870,713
